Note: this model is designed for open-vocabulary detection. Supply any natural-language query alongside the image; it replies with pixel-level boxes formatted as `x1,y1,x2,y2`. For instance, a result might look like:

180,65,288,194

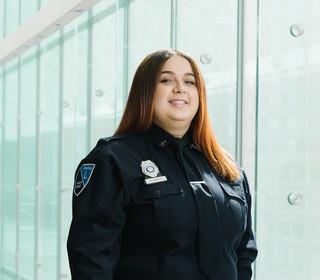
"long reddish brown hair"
115,49,240,182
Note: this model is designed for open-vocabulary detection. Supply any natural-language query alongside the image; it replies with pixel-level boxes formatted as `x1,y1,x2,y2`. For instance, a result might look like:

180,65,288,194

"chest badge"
140,160,167,185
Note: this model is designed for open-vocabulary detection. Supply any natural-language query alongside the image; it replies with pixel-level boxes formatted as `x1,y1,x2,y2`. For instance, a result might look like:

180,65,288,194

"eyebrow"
160,70,195,77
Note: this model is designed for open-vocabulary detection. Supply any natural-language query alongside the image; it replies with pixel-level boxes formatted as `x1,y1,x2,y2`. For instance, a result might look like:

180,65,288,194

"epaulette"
96,133,131,146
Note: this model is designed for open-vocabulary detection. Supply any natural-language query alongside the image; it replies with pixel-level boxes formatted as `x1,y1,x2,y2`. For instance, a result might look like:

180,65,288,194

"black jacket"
67,124,258,280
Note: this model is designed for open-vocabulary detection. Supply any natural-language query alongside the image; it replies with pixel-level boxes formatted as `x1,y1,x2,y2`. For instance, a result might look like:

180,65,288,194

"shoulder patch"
73,163,96,196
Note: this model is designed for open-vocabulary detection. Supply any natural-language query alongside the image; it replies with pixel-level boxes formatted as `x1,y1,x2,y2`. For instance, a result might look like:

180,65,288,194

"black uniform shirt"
67,124,258,280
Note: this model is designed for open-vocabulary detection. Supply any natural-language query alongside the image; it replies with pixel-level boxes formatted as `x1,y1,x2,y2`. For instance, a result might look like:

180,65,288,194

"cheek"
152,93,168,121
191,91,200,110
153,87,167,105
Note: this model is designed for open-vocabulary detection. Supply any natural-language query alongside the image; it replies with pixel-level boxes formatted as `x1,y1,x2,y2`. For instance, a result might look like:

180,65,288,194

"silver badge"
140,160,167,185
141,160,159,178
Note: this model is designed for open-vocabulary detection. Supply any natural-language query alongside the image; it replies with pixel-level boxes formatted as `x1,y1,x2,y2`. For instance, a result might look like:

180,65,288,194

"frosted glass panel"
255,0,320,279
0,0,4,38
5,0,19,35
0,67,4,276
21,0,38,23
38,33,60,280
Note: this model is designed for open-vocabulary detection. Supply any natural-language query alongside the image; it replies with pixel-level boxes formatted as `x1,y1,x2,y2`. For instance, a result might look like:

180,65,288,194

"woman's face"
152,55,199,132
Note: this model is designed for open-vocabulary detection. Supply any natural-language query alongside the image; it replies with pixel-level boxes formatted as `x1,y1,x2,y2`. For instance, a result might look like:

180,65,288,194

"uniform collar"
147,123,194,149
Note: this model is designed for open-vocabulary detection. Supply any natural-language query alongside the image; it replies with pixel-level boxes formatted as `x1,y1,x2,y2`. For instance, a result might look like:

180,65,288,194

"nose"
173,81,186,93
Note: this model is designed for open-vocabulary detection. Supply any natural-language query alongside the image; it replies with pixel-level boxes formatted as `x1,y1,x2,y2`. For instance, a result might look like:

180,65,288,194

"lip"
168,99,188,105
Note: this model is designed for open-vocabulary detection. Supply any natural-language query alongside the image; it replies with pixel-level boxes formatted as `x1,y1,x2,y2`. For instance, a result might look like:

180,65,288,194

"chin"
170,115,193,123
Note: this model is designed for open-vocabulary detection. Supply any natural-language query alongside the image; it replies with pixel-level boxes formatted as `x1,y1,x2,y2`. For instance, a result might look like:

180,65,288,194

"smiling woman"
67,48,258,280
152,55,199,138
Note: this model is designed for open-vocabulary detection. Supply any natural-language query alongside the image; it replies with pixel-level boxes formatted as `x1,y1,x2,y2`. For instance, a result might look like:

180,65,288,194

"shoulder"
80,132,147,165
96,133,132,149
95,132,144,154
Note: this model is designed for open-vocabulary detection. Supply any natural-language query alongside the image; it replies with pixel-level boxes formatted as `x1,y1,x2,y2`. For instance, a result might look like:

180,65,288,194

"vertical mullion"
0,3,6,276
18,0,21,27
3,0,6,37
16,0,22,277
115,0,129,127
122,0,129,106
236,0,244,164
253,0,261,279
34,44,41,280
16,57,21,280
86,9,93,151
34,0,42,278
56,29,64,280
170,0,178,49
114,0,119,129
0,68,5,280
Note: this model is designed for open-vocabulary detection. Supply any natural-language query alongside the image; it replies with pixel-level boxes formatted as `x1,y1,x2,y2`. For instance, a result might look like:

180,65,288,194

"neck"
153,120,190,138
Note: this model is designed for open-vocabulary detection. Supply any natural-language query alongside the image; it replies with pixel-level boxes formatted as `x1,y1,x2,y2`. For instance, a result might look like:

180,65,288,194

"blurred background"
0,0,319,279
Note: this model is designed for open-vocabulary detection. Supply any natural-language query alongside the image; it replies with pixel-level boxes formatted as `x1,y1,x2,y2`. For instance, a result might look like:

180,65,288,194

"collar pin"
160,140,167,147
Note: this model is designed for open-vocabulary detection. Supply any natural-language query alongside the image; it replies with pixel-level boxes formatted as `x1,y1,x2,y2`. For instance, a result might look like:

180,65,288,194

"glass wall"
255,0,320,279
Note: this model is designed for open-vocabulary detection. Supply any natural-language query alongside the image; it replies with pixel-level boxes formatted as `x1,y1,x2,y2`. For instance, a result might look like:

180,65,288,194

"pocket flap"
142,183,184,199
219,181,246,203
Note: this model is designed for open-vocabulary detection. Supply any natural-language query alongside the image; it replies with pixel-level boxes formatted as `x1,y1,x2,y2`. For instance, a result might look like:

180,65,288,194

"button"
154,190,161,198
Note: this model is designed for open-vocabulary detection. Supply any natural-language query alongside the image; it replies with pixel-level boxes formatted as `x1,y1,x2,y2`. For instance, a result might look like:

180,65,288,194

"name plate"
144,176,167,185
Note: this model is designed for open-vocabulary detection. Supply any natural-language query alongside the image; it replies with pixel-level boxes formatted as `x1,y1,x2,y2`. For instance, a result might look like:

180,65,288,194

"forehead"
160,55,194,74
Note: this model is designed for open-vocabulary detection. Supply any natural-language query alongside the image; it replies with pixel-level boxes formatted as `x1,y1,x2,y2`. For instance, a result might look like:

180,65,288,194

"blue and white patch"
73,163,96,196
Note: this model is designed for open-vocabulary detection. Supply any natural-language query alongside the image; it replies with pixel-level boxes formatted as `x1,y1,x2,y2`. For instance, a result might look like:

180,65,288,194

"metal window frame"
0,67,5,280
34,43,41,280
236,0,244,165
170,0,178,49
239,0,259,279
56,28,64,280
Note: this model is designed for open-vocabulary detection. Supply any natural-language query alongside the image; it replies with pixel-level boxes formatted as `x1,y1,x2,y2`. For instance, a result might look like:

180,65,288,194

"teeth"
170,100,187,105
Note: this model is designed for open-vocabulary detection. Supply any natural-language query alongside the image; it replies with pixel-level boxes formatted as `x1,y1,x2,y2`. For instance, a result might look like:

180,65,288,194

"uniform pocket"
141,181,185,232
125,180,185,242
142,181,184,200
219,181,248,234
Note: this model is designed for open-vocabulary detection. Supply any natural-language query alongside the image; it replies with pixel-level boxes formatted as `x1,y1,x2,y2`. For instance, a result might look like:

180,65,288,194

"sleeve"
236,171,258,280
67,145,126,280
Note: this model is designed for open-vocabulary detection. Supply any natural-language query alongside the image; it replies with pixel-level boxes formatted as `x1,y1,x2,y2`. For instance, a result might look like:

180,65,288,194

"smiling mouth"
169,99,188,105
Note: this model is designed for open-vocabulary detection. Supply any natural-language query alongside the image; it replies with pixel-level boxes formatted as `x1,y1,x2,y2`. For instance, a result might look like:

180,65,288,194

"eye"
160,78,173,84
185,80,196,85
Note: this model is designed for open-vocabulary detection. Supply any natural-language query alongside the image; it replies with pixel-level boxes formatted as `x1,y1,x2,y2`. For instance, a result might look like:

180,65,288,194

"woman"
67,49,258,280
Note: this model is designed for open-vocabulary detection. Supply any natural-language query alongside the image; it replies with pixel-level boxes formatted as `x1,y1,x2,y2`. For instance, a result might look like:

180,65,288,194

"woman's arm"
67,145,126,280
236,171,258,280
